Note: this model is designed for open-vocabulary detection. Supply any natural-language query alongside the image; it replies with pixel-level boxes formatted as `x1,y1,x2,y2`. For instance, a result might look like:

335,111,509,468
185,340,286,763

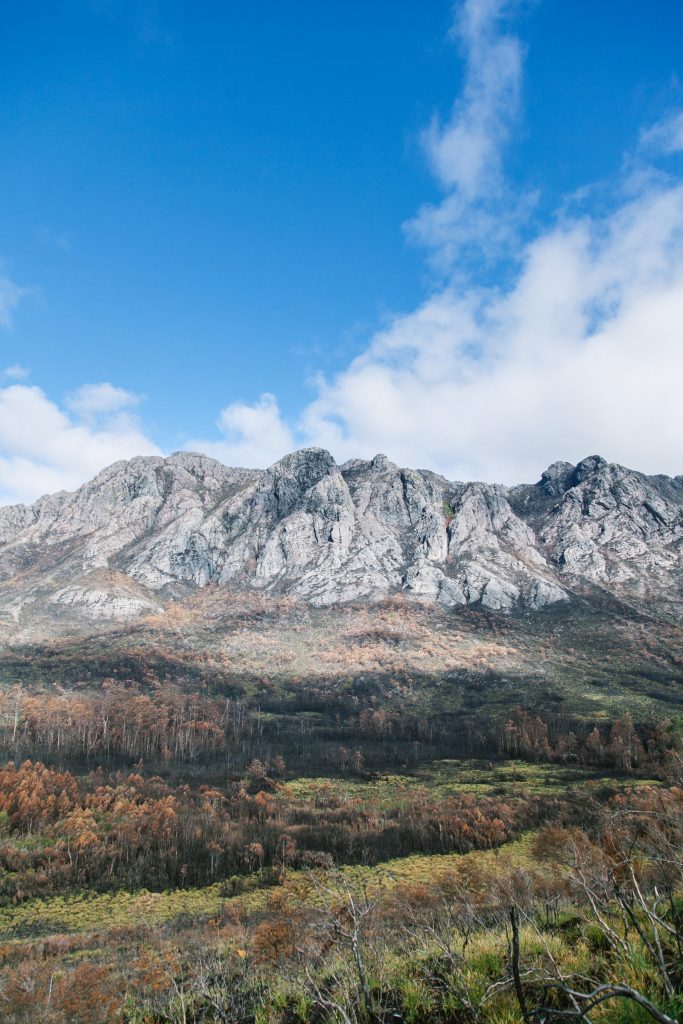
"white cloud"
640,110,683,156
4,1,683,502
298,173,683,482
187,393,295,469
405,0,528,268
0,383,161,505
2,364,29,380
66,381,142,421
0,275,30,329
187,3,683,485
427,0,522,197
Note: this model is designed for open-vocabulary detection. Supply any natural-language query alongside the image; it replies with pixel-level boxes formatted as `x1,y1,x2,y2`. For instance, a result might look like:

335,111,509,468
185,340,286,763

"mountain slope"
0,447,681,637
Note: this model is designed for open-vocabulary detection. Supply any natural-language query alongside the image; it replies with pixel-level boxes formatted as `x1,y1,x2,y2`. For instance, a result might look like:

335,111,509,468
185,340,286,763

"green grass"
0,882,269,939
282,759,656,804
0,831,544,944
0,757,651,942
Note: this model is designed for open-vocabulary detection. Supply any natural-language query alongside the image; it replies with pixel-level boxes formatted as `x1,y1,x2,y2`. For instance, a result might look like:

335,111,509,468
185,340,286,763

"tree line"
0,682,678,776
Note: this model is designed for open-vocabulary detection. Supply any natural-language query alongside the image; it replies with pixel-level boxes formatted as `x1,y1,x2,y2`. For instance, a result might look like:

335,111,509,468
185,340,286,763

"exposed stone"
539,461,575,497
50,584,162,620
0,448,681,632
404,560,466,608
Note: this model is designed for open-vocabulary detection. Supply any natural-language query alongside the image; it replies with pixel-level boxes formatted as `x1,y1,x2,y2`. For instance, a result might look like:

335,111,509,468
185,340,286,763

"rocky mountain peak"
539,461,577,496
0,448,681,636
571,454,609,485
538,455,611,497
271,446,336,480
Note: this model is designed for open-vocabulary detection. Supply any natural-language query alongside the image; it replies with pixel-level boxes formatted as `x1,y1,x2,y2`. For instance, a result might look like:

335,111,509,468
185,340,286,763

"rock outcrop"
0,448,681,632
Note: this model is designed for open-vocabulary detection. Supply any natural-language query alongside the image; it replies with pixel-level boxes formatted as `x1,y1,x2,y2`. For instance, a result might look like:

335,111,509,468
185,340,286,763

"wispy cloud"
84,0,179,47
2,364,29,381
0,275,30,329
38,227,72,253
640,110,683,156
405,0,530,269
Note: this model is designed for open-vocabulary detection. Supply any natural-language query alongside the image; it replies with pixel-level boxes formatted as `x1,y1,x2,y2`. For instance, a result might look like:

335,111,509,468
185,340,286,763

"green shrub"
583,922,612,953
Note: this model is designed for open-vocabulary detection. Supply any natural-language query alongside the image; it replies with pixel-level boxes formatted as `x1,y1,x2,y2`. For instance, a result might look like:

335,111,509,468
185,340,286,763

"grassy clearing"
0,882,264,940
0,835,538,942
0,758,653,942
282,758,656,803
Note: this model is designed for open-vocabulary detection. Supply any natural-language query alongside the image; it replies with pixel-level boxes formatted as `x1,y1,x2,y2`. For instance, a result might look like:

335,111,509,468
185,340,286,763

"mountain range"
0,447,681,639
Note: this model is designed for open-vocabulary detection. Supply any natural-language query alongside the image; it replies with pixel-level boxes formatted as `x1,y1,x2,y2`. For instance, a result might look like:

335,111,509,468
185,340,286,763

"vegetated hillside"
0,725,681,1022
1,453,683,1023
1,589,682,782
0,447,682,639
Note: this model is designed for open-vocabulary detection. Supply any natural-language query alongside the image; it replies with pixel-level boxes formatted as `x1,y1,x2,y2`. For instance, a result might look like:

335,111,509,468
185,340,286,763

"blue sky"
2,0,683,503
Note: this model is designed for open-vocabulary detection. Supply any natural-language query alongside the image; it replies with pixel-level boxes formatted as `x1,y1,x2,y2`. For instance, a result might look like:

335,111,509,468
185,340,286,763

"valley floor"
0,757,681,1024
0,598,682,1022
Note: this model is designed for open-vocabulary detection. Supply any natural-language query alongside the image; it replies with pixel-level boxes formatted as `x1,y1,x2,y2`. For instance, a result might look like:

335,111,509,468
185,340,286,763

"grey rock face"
539,461,575,497
50,583,162,621
510,456,683,613
404,559,467,607
534,459,683,595
0,448,681,632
